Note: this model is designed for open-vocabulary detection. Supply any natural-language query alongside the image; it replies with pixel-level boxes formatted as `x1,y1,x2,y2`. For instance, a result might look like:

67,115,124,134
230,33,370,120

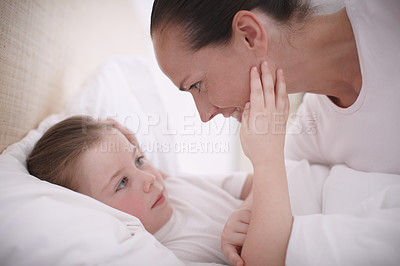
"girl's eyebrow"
101,146,137,193
101,168,123,193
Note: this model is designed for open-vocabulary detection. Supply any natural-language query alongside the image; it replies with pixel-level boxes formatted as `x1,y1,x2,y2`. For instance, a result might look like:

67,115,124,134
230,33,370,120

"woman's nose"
201,107,220,122
191,92,219,122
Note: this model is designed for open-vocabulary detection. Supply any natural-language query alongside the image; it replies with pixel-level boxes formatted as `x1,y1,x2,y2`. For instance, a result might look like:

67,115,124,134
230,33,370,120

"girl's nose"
142,172,156,193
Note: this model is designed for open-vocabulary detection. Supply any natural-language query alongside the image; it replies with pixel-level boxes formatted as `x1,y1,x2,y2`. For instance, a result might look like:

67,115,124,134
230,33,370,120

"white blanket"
286,161,400,266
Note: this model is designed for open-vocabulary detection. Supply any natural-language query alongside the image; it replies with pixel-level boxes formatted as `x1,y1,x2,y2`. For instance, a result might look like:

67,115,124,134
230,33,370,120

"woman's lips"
231,108,243,122
237,111,243,122
151,192,165,209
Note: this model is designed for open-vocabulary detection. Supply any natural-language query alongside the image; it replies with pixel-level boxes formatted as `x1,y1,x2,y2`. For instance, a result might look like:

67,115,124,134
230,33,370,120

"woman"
150,0,400,265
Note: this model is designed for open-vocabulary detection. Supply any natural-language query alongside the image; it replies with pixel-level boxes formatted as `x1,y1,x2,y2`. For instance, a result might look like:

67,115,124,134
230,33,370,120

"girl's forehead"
102,129,140,154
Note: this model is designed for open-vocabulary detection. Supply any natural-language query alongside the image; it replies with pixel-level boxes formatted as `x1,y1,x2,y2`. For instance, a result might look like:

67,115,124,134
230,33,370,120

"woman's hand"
240,61,289,168
221,207,252,266
239,62,292,266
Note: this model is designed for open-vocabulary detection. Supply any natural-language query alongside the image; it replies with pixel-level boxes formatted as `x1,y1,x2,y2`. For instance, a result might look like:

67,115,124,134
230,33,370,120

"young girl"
27,114,251,264
28,63,290,265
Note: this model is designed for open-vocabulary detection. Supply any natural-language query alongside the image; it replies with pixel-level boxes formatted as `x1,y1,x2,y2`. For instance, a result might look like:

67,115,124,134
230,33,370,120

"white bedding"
286,161,400,266
0,146,182,266
1,57,399,265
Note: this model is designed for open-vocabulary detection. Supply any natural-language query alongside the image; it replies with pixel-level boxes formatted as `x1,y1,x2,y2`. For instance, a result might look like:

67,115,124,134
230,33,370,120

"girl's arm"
221,174,253,266
240,62,292,266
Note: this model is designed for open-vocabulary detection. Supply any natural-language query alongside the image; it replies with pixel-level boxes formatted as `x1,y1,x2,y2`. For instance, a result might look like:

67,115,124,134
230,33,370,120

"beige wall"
0,0,148,152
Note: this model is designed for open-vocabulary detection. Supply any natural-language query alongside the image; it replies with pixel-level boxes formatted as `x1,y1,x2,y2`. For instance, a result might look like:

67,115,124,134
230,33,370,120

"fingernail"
251,66,257,72
263,61,268,67
278,68,284,76
245,102,250,109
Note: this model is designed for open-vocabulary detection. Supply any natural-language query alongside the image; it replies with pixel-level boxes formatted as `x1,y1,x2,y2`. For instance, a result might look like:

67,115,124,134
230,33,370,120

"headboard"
0,0,149,152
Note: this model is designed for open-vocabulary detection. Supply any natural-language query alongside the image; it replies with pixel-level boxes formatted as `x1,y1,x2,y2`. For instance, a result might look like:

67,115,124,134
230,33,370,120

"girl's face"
153,27,252,122
76,129,173,234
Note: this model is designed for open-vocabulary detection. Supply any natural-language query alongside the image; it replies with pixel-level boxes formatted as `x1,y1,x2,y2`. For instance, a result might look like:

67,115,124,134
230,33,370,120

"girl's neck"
268,8,362,108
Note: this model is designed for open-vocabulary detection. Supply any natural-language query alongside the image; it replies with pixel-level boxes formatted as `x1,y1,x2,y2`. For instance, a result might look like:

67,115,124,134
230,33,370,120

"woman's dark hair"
151,0,312,51
27,116,111,191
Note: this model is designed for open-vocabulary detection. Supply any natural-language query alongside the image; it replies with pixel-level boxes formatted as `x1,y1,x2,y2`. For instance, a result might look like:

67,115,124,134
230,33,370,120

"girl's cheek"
115,194,147,218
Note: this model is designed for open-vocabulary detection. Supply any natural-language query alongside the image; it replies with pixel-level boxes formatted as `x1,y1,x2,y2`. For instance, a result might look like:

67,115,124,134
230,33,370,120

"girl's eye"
189,82,201,92
135,156,144,167
116,177,128,191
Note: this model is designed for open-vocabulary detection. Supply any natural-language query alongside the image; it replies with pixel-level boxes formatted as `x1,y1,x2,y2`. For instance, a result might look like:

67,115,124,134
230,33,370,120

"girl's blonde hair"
27,115,111,191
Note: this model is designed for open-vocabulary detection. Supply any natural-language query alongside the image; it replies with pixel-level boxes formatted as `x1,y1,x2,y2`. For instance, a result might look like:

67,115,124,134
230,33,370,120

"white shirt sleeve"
201,171,248,199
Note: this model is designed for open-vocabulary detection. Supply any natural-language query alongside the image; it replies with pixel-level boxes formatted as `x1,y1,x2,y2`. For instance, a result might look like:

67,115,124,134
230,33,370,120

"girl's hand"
221,207,252,266
240,61,289,167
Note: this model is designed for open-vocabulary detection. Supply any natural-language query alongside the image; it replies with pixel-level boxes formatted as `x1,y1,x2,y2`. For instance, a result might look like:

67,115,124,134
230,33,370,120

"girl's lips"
151,192,165,209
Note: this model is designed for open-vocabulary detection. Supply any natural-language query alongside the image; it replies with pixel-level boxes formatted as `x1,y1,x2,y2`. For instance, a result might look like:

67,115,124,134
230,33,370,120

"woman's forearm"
241,154,293,266
240,174,254,200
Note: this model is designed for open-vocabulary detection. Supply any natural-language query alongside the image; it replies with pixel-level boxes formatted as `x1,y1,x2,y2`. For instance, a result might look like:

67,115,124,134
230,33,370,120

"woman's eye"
135,156,144,167
189,82,201,92
116,177,128,191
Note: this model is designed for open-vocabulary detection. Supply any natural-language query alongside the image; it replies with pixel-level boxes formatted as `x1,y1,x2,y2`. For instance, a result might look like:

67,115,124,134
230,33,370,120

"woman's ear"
231,10,268,58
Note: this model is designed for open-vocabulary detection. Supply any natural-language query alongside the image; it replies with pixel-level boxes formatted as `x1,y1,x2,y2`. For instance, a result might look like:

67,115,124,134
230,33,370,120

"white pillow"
65,55,179,176
0,57,184,266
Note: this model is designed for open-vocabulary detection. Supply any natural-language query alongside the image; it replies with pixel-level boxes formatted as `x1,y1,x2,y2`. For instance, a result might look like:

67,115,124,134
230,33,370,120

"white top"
285,0,400,175
285,0,400,265
154,172,247,265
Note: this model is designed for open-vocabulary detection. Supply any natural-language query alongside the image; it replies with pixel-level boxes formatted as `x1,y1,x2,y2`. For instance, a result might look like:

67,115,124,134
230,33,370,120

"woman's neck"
267,8,362,108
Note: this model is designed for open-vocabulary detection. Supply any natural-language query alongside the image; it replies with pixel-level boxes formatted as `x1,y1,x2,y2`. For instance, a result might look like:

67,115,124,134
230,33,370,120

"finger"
227,232,247,245
275,68,288,112
240,102,250,130
261,61,275,109
232,222,250,234
250,66,265,109
234,256,244,266
285,96,290,117
223,244,244,266
238,209,252,224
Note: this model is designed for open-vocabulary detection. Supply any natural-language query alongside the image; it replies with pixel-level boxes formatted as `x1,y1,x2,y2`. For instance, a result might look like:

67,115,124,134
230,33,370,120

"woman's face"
153,28,251,122
76,129,173,234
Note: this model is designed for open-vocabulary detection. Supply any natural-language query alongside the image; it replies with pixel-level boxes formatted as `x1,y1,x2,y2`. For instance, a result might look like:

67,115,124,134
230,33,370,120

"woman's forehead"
154,35,197,83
